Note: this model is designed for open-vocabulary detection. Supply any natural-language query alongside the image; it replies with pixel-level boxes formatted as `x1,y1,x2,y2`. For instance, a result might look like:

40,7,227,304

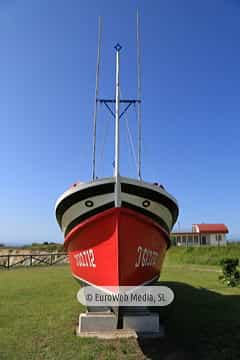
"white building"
171,224,228,246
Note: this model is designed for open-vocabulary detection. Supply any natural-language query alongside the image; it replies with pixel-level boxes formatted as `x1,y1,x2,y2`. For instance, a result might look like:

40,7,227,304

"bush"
219,258,240,287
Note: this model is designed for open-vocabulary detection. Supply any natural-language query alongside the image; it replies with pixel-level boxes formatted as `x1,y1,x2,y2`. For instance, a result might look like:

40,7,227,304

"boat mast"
114,43,122,206
93,16,141,183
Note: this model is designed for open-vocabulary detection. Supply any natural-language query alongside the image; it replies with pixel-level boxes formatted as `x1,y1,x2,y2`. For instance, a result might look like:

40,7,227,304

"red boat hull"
64,207,169,292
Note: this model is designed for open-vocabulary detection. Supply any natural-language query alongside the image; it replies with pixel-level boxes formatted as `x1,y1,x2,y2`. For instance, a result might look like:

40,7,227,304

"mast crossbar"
102,102,115,117
100,99,139,119
98,99,140,103
119,102,133,119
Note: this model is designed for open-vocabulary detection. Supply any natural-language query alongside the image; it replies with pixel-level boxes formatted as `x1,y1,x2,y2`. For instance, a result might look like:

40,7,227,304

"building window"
188,236,193,244
201,236,207,245
182,236,186,244
216,234,222,241
194,236,199,244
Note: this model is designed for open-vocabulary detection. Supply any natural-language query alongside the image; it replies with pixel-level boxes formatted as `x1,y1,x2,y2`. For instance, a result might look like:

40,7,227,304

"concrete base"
123,313,164,335
76,329,138,339
76,328,164,339
77,309,164,338
78,312,118,332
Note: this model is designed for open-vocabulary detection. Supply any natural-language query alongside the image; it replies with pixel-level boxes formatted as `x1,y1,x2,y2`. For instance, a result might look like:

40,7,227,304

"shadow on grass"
138,281,240,360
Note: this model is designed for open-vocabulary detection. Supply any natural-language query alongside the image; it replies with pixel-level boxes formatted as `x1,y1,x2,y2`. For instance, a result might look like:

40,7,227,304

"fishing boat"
55,16,178,294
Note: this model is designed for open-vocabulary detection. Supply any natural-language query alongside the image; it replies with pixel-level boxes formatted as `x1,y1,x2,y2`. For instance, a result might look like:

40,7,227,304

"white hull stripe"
56,178,178,232
121,192,173,230
56,182,115,225
61,192,172,235
121,182,178,223
64,202,115,236
61,193,114,233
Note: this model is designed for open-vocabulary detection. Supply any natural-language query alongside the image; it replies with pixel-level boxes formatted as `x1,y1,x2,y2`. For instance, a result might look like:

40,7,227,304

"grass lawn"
0,264,240,360
166,243,240,266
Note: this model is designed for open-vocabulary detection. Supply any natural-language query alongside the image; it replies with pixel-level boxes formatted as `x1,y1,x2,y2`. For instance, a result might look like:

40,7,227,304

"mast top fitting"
114,43,122,52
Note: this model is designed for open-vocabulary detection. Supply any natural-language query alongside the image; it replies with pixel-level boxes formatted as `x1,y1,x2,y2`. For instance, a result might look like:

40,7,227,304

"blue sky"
1,0,240,245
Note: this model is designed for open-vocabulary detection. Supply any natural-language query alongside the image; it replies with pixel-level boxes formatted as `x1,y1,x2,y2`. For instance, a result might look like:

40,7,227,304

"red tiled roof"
172,232,199,235
196,224,228,234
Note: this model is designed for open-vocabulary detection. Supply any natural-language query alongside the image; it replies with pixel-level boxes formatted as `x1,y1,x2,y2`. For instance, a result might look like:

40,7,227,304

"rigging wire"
137,9,142,180
92,16,102,180
98,107,112,177
119,87,138,173
125,112,139,173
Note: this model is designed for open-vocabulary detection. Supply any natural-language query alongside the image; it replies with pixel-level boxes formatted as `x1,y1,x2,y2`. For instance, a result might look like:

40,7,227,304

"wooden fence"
0,253,68,269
